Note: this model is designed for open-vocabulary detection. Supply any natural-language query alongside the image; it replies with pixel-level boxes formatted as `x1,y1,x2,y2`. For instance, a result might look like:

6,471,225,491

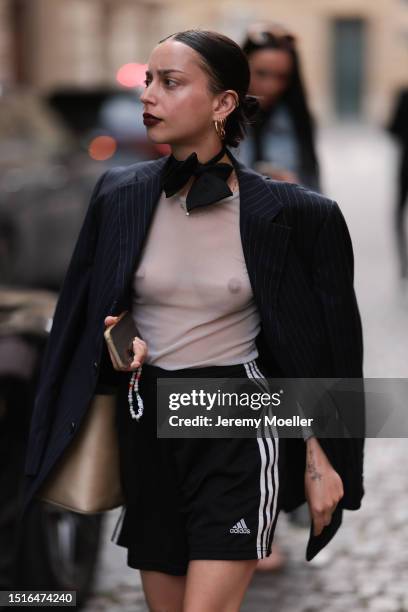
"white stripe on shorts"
244,359,280,558
111,504,126,544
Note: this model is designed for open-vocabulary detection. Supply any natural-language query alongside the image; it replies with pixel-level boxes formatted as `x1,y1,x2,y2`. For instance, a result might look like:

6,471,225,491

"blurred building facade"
1,0,408,123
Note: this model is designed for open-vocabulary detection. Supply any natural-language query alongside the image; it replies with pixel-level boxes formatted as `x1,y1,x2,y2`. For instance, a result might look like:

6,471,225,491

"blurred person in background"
238,22,321,192
388,87,408,285
240,22,321,573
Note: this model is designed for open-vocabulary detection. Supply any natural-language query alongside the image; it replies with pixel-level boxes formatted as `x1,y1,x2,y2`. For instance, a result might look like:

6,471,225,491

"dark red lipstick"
143,113,162,126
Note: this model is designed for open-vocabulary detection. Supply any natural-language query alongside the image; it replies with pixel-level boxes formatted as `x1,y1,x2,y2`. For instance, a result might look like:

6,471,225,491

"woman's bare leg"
256,544,286,571
140,570,186,612
182,559,258,612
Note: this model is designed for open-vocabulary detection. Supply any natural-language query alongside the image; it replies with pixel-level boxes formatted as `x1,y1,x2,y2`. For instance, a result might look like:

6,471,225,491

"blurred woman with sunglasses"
238,23,321,192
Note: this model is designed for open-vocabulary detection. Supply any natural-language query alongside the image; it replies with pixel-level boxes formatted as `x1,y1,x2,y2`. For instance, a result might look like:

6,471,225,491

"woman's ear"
213,90,239,120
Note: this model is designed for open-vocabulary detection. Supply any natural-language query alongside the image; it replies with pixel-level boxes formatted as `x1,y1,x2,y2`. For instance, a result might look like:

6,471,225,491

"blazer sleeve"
295,201,364,440
311,201,365,509
23,170,113,478
36,170,110,385
312,201,364,378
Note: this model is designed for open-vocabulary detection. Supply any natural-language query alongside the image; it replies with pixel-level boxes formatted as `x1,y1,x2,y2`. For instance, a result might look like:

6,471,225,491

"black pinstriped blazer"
19,149,365,561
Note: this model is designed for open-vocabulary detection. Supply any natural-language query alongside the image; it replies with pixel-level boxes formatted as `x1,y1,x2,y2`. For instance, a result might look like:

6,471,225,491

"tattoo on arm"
306,448,322,481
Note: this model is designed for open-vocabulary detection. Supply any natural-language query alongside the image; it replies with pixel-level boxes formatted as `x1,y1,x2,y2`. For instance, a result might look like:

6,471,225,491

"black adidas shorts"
111,359,283,576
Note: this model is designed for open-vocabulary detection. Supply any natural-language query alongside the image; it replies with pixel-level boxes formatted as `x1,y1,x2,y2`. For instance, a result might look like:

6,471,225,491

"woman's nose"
140,85,155,105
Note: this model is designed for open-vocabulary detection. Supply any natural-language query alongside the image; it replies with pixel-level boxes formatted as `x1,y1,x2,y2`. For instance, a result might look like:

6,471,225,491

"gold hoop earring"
214,118,226,140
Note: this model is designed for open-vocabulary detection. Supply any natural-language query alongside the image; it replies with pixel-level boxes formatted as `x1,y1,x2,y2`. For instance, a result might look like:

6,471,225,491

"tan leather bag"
38,394,124,514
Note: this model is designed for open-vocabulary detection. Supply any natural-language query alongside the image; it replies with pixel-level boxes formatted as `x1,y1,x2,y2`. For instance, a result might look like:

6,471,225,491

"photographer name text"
168,415,314,428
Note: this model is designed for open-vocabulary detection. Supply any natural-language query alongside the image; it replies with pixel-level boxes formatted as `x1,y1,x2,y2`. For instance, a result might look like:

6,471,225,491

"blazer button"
93,361,98,369
70,421,76,433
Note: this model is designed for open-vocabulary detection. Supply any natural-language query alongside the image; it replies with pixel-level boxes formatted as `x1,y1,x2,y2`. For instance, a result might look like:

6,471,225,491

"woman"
237,22,321,191
21,30,364,611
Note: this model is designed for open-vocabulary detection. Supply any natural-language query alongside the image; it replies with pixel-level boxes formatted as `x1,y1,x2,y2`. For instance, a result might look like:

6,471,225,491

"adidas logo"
230,519,251,534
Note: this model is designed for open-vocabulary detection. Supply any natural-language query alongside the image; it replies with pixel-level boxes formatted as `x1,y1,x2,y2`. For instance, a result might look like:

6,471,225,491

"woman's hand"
104,316,148,372
304,437,344,536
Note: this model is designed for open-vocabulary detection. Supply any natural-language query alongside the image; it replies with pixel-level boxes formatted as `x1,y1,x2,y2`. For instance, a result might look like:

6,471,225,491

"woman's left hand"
304,438,344,536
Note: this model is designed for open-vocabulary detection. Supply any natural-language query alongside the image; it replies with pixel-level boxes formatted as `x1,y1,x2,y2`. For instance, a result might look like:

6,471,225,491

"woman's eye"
143,77,177,87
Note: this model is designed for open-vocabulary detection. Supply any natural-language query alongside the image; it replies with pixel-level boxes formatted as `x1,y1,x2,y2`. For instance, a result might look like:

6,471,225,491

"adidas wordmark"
230,519,251,534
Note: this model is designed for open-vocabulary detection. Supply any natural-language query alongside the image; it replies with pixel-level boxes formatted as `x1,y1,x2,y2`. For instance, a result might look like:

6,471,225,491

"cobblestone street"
84,124,408,611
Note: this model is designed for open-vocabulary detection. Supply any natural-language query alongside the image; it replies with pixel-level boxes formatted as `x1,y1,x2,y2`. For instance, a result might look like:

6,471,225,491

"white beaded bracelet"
128,365,144,420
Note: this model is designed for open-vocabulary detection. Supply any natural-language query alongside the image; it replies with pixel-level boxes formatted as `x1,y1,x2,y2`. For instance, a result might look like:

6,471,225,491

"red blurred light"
116,63,148,88
88,135,117,161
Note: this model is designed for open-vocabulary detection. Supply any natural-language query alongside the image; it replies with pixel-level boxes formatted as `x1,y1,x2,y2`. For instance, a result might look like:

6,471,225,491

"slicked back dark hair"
159,29,259,147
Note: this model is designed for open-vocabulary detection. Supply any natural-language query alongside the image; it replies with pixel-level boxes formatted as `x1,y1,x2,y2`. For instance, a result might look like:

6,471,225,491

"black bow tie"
160,147,234,213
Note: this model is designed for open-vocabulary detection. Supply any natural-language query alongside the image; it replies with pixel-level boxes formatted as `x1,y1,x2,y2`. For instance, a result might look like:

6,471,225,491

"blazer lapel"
114,156,169,307
227,150,292,311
